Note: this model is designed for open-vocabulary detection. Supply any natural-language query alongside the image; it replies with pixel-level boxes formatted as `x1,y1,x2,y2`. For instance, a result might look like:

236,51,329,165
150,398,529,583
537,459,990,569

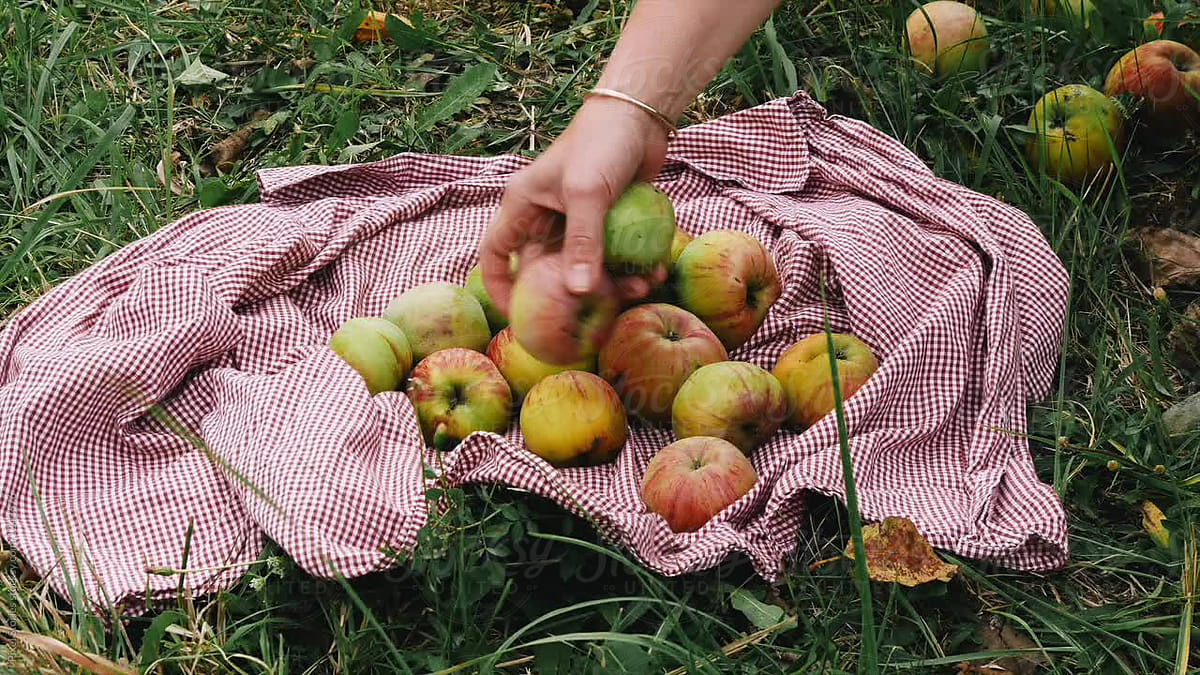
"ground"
2,0,1199,672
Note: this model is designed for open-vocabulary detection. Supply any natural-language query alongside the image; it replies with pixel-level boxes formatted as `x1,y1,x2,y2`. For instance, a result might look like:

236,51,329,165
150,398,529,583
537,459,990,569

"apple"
640,227,694,305
671,361,787,455
905,1,989,77
1104,40,1200,130
1145,11,1166,40
1142,11,1200,49
406,348,512,450
328,317,413,395
508,253,621,366
598,304,728,423
465,264,508,333
519,371,628,467
640,436,758,533
772,333,879,428
384,282,491,361
674,230,782,352
669,227,693,264
487,326,594,404
1029,0,1097,28
1025,84,1125,184
603,182,676,274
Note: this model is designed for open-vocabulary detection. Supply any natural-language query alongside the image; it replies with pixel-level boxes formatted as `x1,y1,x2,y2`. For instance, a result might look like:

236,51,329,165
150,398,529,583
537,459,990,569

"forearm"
594,0,784,121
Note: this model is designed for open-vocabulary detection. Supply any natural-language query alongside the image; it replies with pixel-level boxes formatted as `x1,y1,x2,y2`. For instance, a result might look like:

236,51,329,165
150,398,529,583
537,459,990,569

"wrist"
577,93,673,145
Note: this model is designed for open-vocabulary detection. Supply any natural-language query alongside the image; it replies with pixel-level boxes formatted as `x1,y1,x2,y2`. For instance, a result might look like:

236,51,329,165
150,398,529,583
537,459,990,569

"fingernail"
567,264,591,293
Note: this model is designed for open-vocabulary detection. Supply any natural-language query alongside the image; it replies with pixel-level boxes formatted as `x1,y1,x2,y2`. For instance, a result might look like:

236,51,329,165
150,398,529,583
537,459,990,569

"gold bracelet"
584,88,678,140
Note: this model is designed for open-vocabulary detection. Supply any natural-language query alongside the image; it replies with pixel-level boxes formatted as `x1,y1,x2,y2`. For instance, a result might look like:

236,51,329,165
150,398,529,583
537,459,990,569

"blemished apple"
671,361,787,455
1025,84,1125,184
1104,40,1200,130
598,304,727,423
603,182,676,274
640,436,758,533
384,282,491,360
465,264,509,334
519,371,628,467
509,253,621,366
905,1,989,77
407,348,512,450
772,333,879,428
487,326,594,404
674,230,782,352
328,317,413,395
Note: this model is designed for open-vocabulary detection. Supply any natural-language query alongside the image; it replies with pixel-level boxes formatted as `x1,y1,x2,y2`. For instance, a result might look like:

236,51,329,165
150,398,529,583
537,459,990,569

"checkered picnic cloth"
0,92,1070,614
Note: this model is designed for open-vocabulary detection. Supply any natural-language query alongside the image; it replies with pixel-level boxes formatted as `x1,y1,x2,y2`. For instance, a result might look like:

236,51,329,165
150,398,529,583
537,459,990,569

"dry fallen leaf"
353,10,413,43
1141,500,1170,549
843,516,958,586
155,151,192,195
1134,227,1200,287
0,629,136,674
976,618,1049,675
956,664,1013,674
201,109,270,176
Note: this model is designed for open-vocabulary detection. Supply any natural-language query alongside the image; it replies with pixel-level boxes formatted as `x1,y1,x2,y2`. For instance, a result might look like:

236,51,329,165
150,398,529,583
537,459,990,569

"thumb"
561,183,612,295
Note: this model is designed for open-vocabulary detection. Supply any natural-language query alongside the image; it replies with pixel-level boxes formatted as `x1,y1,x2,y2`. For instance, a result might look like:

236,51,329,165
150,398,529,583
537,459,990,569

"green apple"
674,230,782,352
328,317,413,395
671,361,787,455
407,348,512,450
465,264,508,333
905,1,990,77
384,282,491,360
1026,84,1125,184
603,182,676,274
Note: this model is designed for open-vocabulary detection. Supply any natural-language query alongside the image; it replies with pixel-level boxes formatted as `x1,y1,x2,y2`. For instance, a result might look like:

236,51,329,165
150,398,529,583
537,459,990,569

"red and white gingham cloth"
0,93,1069,613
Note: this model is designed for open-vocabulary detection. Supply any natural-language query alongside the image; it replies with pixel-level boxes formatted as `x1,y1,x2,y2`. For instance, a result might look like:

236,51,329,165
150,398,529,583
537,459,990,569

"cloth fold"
0,92,1069,613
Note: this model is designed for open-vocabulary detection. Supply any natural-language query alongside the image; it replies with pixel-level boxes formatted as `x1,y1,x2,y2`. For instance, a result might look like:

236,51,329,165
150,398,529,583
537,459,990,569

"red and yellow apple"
671,361,787,455
328,317,413,395
905,1,990,77
773,333,879,428
465,264,508,334
670,227,693,264
1025,84,1125,184
487,326,594,404
640,436,758,533
674,230,782,352
508,253,621,366
406,348,512,450
603,182,676,274
519,371,628,467
598,304,728,423
384,282,491,360
1104,40,1200,130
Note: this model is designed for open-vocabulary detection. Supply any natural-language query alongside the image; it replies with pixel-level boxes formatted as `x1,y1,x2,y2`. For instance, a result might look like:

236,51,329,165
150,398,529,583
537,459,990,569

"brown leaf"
1141,500,1171,549
976,618,1049,675
956,664,1013,674
1134,227,1200,287
201,110,269,177
155,151,191,195
353,10,412,43
844,516,958,586
0,629,136,674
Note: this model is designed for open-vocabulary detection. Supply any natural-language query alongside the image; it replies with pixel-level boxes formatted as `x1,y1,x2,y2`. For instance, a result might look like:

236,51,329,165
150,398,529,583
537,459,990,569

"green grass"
3,0,1200,672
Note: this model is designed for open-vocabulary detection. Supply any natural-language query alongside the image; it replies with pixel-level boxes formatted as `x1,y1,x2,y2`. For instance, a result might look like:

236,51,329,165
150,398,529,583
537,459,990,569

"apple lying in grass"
465,265,508,334
328,317,413,395
520,371,628,467
674,230,782,352
407,348,512,450
384,282,491,360
1104,40,1200,130
598,304,728,423
1029,0,1097,28
509,253,621,366
671,361,787,455
487,326,594,404
1025,84,1125,184
905,1,990,77
603,182,676,275
640,436,758,533
773,333,879,428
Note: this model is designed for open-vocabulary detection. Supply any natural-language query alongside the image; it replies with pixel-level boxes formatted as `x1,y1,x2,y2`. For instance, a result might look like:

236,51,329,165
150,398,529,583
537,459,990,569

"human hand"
479,95,671,316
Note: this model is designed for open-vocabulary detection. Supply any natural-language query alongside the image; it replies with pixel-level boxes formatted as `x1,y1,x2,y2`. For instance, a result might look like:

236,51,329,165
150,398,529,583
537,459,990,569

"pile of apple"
905,1,1199,184
328,183,880,533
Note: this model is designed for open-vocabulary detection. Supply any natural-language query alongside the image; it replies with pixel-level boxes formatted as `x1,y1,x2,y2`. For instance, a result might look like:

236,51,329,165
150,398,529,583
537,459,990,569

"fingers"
615,276,650,301
481,185,546,315
561,179,614,295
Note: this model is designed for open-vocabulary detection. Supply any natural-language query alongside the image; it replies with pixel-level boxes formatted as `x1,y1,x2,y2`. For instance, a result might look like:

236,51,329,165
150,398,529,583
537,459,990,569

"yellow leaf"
844,516,958,586
353,10,413,43
1141,500,1170,549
